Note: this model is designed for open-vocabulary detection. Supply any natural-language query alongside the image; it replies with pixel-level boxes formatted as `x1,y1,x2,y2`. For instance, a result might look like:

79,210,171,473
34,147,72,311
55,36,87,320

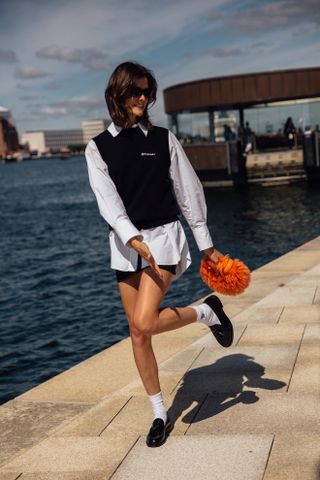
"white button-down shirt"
85,122,213,281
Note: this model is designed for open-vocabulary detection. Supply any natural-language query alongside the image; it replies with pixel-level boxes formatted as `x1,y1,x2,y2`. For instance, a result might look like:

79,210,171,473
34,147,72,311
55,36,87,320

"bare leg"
118,272,161,395
133,267,197,336
155,306,197,334
118,267,198,395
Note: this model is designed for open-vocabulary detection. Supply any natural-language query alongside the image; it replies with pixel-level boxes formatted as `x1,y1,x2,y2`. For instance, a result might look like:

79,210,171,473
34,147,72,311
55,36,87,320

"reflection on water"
0,156,319,405
204,185,320,269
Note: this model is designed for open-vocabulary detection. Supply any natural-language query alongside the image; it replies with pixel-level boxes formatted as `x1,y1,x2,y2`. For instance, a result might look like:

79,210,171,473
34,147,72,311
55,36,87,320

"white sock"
148,391,167,423
191,303,221,327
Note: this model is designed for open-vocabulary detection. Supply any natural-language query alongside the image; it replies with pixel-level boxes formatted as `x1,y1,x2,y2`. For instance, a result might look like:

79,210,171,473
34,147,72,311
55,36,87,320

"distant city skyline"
1,0,319,136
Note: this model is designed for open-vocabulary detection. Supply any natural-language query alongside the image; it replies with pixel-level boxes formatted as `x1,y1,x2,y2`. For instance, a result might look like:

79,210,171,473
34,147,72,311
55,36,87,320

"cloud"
42,80,61,90
84,59,109,71
10,0,226,63
250,42,269,49
14,65,51,79
207,9,221,21
207,47,243,57
2,0,318,133
56,96,103,110
16,82,34,90
291,26,315,37
27,95,105,118
16,114,39,124
30,105,69,117
36,45,108,70
19,95,36,101
0,48,18,63
224,0,320,33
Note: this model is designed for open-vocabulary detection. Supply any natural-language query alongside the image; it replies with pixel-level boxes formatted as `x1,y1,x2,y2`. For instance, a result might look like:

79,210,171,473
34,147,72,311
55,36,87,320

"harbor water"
1,156,320,406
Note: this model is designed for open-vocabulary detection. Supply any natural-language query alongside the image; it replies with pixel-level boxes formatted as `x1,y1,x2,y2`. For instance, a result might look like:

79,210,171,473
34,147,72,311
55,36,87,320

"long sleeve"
168,130,213,251
85,139,142,246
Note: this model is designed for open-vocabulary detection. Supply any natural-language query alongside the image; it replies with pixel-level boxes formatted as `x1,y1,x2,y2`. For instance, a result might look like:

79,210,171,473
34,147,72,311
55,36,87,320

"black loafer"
146,417,174,447
204,295,234,347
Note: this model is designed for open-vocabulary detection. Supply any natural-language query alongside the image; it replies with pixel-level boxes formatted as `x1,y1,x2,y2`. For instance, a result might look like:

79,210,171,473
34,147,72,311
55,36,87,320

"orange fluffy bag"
200,255,251,295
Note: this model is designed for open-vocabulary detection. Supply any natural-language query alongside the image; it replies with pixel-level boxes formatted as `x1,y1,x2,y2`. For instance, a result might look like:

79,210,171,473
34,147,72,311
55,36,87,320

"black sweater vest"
93,126,180,230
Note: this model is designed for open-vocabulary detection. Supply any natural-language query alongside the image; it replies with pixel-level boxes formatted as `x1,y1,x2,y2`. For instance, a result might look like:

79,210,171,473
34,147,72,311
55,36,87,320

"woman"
85,61,233,448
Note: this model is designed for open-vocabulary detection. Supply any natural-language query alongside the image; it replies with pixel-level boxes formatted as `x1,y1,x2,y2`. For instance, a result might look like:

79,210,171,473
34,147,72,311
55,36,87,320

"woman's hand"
203,247,224,265
128,236,163,280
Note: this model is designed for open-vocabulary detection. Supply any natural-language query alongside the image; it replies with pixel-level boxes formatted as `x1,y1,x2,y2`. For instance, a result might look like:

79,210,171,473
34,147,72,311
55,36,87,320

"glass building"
164,67,320,146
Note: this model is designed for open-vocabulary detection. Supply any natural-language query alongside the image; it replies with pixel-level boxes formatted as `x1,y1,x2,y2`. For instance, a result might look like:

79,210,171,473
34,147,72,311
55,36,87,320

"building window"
213,110,239,143
244,98,320,134
169,111,210,144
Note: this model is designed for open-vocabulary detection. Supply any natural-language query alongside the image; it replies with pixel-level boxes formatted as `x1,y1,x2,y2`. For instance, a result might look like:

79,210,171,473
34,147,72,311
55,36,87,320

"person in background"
85,61,233,448
223,124,234,142
243,121,254,155
284,117,296,149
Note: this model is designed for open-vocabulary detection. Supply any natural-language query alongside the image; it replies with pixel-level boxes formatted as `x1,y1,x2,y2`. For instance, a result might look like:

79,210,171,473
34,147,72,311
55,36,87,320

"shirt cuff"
115,218,142,246
192,225,214,251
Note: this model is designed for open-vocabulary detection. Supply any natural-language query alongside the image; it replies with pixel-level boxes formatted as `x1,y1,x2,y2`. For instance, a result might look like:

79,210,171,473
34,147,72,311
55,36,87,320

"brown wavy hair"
105,61,157,129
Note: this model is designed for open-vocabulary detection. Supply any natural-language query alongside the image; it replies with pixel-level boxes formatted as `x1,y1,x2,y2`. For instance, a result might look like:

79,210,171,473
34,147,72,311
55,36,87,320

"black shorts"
115,254,177,283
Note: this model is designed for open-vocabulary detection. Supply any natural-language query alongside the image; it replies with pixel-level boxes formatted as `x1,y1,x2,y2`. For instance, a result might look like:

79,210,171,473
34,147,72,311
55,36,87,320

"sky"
0,0,319,137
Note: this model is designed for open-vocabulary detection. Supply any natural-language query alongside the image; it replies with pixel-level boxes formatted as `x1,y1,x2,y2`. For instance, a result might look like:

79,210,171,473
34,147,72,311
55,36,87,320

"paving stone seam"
0,433,52,470
108,435,141,480
0,398,106,471
10,473,22,480
182,393,209,436
312,287,319,304
0,425,58,470
0,472,22,480
286,324,307,393
262,434,275,480
276,306,285,324
169,346,205,396
97,396,133,437
110,346,205,399
235,325,247,345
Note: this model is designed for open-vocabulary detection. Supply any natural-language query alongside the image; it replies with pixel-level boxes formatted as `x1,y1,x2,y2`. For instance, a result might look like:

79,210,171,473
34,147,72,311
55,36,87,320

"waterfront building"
164,66,320,174
22,131,46,154
0,106,15,125
22,119,109,154
22,129,84,154
82,119,109,144
0,106,19,159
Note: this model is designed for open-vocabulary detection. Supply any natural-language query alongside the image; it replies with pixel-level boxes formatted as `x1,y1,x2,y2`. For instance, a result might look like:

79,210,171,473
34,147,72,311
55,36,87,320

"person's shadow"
167,354,286,425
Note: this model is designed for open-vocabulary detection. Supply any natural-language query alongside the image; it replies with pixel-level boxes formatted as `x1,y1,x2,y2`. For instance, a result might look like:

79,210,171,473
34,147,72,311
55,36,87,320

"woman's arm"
168,131,221,257
168,131,224,263
85,140,142,246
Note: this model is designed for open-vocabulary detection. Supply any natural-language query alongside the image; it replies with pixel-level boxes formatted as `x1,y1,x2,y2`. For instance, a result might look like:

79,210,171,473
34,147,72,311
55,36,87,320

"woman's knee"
130,325,152,347
132,311,157,336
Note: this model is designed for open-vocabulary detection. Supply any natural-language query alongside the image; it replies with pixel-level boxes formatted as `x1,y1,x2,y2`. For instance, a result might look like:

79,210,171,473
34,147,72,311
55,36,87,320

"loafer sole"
204,295,234,347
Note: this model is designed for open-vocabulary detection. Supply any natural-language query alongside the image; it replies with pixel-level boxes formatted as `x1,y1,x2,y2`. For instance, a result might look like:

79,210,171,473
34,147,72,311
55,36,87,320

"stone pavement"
0,236,319,480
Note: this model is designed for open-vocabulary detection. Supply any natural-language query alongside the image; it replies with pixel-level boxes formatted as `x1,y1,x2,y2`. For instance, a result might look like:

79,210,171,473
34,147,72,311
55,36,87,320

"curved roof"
163,66,320,113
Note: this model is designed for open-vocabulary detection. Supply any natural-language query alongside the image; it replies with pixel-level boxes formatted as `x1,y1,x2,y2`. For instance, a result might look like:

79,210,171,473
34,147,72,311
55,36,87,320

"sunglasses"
127,86,151,98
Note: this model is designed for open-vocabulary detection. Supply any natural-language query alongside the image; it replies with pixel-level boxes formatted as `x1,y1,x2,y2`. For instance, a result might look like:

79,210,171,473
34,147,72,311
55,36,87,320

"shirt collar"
107,121,148,138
